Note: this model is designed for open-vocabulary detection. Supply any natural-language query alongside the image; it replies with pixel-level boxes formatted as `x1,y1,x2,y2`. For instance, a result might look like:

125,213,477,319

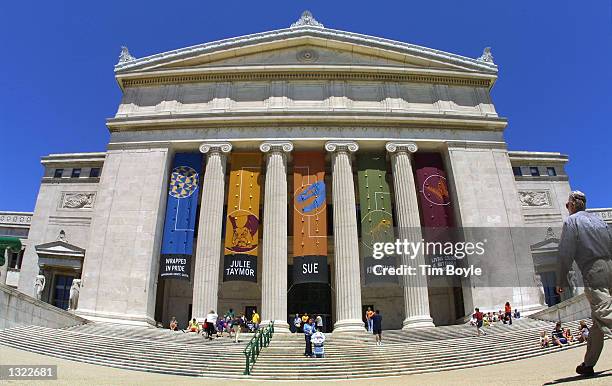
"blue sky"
1,1,610,211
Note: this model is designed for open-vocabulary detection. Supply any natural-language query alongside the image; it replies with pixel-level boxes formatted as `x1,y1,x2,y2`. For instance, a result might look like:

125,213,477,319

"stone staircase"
0,323,254,378
250,318,587,380
0,319,588,380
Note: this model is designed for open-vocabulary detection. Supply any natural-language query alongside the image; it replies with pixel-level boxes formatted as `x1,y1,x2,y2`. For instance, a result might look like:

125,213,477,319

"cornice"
106,112,508,132
117,67,494,90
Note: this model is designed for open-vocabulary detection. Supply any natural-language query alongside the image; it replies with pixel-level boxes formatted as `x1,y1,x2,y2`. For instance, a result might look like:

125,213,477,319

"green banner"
357,154,398,285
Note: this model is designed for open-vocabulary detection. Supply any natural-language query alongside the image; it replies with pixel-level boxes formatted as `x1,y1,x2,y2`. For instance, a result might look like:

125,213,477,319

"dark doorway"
287,265,332,332
52,274,74,310
245,306,257,319
540,271,561,306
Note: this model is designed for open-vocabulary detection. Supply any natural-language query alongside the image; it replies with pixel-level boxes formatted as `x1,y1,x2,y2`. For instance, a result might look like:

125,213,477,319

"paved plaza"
1,344,611,385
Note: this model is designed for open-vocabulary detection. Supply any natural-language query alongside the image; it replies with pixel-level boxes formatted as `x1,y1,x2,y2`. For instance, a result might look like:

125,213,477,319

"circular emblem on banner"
294,180,326,216
422,175,451,206
169,166,199,199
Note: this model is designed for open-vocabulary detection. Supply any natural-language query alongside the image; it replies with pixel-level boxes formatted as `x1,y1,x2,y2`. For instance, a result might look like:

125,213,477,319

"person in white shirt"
205,310,218,340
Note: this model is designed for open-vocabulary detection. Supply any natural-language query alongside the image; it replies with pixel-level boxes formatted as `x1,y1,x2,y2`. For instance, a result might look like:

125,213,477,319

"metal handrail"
243,321,274,375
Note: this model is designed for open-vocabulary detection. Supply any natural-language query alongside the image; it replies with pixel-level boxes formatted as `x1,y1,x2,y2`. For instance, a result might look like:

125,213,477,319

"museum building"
7,12,610,332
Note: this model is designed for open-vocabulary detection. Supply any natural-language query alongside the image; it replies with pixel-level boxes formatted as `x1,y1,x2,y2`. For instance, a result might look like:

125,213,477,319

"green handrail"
243,321,275,375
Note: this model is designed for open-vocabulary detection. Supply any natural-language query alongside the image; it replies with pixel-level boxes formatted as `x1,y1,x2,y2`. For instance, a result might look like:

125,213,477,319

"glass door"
53,274,74,310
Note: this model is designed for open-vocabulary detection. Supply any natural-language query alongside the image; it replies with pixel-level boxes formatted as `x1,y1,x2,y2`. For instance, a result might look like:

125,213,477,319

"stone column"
260,141,293,332
325,141,364,332
386,142,434,329
0,248,8,285
192,142,232,319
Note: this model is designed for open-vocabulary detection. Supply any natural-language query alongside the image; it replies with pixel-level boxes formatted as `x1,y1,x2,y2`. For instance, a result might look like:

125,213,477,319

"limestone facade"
6,12,601,329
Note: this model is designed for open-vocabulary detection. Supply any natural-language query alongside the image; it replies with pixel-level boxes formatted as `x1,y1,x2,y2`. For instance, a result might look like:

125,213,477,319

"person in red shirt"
473,307,486,336
504,302,513,325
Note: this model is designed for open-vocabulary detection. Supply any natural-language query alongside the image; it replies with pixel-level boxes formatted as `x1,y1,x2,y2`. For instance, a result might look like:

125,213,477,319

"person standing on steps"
303,318,316,357
504,302,512,325
205,309,218,340
556,191,612,377
365,307,374,332
315,314,323,332
292,313,301,333
473,307,486,336
251,309,261,331
372,310,383,345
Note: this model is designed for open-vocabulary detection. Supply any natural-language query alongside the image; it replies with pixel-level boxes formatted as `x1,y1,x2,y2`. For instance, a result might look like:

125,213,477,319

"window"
529,167,540,176
89,167,101,178
512,166,523,176
71,168,81,178
54,169,64,178
547,167,557,176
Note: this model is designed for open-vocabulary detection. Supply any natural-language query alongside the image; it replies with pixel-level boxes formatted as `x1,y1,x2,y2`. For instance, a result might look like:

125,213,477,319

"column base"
262,320,290,333
402,315,435,329
333,318,366,333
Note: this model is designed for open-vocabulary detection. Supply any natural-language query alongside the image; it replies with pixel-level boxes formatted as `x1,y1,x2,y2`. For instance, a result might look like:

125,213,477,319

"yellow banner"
224,153,262,257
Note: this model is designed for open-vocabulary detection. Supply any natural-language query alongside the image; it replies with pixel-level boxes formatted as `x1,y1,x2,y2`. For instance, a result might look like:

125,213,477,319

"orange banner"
293,152,327,257
224,153,262,257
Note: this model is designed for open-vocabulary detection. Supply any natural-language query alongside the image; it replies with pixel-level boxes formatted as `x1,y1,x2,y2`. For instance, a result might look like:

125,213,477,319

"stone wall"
0,283,87,329
529,294,590,322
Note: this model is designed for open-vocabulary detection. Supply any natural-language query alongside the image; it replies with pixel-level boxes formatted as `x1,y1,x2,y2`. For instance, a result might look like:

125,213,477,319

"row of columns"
191,140,433,332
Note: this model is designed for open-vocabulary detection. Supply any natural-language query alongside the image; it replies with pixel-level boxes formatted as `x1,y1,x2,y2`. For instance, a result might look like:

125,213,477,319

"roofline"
508,151,569,164
114,26,497,76
41,152,107,166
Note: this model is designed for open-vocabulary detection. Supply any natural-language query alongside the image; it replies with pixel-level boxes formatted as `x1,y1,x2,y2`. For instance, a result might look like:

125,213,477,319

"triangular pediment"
35,240,85,258
115,27,497,79
530,237,560,252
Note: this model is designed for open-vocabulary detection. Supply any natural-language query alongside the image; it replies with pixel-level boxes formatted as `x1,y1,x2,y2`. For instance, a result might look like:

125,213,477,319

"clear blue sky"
1,1,610,211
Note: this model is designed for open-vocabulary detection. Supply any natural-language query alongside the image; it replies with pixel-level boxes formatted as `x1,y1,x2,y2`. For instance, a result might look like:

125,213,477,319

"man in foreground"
557,191,612,376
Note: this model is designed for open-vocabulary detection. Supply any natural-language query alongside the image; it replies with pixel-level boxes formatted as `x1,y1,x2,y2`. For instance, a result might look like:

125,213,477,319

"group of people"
471,302,518,336
291,313,324,333
168,308,261,343
540,321,590,348
365,307,383,345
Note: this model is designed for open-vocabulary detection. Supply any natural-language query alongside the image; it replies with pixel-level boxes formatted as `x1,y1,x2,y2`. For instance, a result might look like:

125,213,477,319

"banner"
293,152,327,258
357,154,398,285
159,153,203,280
223,153,262,282
223,254,257,282
413,153,457,269
292,255,328,284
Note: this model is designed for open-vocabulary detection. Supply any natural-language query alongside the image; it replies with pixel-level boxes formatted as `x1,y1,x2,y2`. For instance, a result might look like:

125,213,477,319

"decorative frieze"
60,192,96,209
518,190,550,207
0,213,32,225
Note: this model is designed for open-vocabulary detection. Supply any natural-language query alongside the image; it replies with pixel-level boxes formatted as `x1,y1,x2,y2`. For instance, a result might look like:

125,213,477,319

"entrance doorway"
52,274,74,310
287,265,332,332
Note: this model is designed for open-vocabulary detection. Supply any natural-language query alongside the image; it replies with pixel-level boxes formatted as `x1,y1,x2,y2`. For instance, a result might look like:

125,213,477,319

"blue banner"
159,153,203,280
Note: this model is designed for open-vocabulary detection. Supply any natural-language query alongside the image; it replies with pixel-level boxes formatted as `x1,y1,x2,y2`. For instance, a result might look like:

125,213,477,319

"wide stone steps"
248,319,587,379
0,319,588,380
0,325,251,378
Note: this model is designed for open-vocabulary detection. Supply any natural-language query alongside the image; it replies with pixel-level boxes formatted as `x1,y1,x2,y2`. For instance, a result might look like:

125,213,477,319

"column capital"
325,141,359,153
199,142,232,154
259,141,294,153
385,142,418,154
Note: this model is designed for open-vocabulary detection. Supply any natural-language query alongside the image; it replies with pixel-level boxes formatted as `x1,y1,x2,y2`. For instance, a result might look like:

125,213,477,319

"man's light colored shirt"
558,211,612,286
